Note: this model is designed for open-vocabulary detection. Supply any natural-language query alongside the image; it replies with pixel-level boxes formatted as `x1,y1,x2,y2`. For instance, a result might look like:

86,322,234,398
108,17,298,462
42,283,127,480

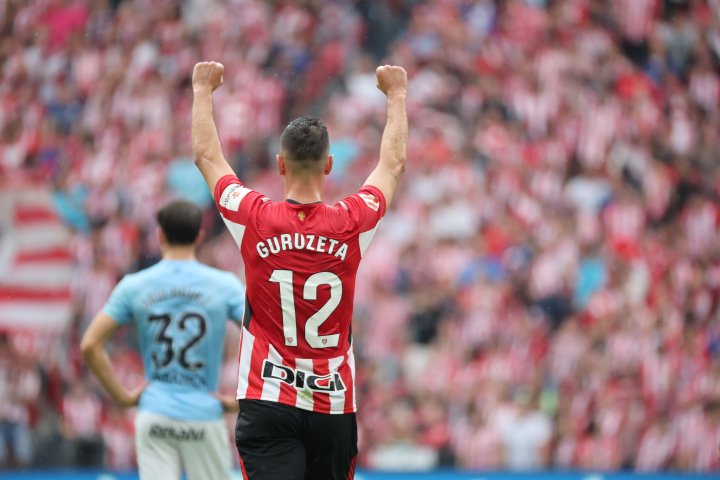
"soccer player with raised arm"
192,61,407,479
81,200,246,480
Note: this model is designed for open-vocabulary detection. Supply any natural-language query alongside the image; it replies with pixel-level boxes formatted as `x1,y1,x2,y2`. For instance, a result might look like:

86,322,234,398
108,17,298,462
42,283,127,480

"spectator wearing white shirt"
497,387,552,471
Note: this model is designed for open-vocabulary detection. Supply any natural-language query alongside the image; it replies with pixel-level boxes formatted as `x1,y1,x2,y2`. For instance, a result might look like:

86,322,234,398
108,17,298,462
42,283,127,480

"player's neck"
283,175,323,204
161,246,196,261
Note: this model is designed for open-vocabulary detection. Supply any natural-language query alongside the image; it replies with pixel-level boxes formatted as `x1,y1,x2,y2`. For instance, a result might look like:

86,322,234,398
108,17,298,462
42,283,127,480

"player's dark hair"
156,200,202,246
280,116,329,172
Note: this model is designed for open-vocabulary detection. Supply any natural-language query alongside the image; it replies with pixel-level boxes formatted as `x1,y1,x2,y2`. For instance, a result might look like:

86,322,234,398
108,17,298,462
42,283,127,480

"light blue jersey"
102,259,245,421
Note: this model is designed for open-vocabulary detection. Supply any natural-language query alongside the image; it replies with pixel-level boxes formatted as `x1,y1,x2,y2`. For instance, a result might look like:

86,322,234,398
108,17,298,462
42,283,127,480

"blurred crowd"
1,0,720,473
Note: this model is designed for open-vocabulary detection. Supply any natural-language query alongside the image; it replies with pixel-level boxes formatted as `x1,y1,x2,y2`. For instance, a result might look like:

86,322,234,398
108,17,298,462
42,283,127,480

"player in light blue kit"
81,199,245,480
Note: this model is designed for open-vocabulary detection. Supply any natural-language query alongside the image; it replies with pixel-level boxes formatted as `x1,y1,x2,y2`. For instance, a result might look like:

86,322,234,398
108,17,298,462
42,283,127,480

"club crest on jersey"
298,211,306,221
358,193,380,211
262,360,346,392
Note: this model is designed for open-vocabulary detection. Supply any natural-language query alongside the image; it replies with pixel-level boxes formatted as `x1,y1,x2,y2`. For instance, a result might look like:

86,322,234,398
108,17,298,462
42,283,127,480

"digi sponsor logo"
358,193,380,211
262,360,346,392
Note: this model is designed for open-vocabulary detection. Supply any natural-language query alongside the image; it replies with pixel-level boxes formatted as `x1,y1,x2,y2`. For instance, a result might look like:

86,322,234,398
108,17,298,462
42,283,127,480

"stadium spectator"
496,387,553,471
0,335,38,468
59,378,104,467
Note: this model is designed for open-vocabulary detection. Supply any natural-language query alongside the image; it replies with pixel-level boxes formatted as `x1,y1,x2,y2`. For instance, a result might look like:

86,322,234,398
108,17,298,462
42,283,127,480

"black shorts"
235,399,358,480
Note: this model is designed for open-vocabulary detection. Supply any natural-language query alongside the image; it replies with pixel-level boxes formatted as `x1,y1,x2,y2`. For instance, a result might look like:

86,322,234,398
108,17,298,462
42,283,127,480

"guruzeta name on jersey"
256,233,349,261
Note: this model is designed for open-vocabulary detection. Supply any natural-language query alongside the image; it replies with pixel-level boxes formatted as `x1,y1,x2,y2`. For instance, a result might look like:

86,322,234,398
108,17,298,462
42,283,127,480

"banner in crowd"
0,185,73,332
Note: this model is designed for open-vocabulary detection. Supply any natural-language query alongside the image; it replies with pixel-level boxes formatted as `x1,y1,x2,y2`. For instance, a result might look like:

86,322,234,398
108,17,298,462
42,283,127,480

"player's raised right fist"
192,61,224,92
376,65,407,97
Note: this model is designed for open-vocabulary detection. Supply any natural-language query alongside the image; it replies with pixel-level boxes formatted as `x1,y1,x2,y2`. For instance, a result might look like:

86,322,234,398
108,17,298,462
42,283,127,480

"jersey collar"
286,199,322,205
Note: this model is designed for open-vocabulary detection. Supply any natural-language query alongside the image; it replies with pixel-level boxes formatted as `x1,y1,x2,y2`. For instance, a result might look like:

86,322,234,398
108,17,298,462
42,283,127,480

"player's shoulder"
111,267,148,296
324,186,385,228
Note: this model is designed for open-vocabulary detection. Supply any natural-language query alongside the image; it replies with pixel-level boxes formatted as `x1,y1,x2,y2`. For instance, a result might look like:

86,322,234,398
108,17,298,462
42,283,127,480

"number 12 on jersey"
269,270,342,349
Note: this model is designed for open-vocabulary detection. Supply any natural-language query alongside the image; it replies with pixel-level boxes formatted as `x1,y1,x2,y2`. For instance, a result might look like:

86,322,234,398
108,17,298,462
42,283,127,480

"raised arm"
192,61,235,194
364,65,408,207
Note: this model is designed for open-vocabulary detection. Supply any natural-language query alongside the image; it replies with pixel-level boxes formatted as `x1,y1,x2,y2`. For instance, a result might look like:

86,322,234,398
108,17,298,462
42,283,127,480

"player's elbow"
80,334,100,359
391,159,406,180
193,152,209,167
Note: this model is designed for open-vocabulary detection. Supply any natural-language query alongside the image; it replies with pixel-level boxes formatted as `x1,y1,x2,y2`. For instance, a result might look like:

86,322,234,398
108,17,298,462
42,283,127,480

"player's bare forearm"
378,93,407,194
192,88,234,191
81,313,145,408
82,344,137,406
192,61,235,193
364,65,408,206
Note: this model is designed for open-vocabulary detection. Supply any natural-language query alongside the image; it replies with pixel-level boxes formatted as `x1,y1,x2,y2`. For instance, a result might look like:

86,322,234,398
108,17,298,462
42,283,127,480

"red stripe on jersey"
245,332,270,399
236,327,243,364
312,358,331,414
279,357,298,406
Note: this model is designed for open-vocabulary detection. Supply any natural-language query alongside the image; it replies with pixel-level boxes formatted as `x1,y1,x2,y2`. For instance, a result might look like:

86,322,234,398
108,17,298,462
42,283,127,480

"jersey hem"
235,394,357,415
138,404,224,422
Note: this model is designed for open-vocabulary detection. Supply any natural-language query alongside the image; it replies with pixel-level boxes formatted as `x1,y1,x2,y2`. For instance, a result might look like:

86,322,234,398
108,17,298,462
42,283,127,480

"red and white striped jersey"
613,0,657,42
214,174,386,414
635,424,677,472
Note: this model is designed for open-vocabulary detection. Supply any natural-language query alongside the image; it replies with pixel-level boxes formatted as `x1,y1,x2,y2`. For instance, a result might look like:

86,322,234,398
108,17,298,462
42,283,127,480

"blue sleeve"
225,274,246,324
102,276,134,325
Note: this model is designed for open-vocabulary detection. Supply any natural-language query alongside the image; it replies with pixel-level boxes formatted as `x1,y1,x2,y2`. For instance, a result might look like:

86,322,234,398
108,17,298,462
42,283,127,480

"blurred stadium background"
1,0,720,477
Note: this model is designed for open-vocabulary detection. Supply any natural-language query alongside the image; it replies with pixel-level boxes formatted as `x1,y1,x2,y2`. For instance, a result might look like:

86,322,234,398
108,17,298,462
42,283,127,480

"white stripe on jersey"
260,344,283,402
347,346,357,411
358,221,381,258
328,355,346,414
221,217,246,248
236,327,255,399
294,358,314,411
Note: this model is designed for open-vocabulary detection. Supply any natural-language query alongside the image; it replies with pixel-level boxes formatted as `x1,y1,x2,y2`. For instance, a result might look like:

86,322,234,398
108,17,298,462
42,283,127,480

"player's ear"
324,154,333,176
277,154,286,176
156,227,167,249
194,229,205,247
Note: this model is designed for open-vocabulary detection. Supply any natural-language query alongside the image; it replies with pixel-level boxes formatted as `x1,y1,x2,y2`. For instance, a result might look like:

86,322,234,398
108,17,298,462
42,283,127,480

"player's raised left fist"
192,61,224,92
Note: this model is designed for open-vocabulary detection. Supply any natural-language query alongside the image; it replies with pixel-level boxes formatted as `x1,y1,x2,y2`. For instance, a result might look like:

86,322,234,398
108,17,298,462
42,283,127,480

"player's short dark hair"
280,116,329,172
156,200,202,246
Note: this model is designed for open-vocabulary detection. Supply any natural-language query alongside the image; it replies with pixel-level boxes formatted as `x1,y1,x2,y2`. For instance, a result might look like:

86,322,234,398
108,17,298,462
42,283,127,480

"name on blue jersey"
142,287,206,308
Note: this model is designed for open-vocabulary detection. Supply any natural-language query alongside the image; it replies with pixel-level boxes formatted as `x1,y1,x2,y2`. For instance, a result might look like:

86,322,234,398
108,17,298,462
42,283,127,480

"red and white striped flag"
0,183,73,332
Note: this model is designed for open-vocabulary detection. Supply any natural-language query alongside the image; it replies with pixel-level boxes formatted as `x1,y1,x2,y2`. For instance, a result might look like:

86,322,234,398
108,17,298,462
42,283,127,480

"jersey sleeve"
101,277,133,325
225,273,246,324
213,175,266,247
338,185,386,257
339,185,387,231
